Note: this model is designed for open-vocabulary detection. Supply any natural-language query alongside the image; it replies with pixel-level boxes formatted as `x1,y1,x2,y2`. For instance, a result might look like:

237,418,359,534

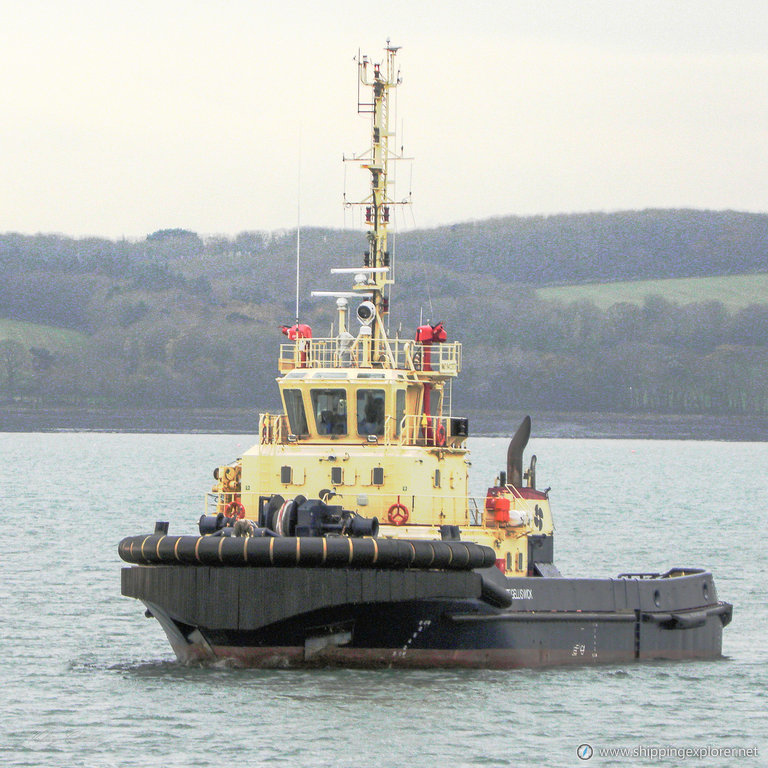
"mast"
349,42,404,346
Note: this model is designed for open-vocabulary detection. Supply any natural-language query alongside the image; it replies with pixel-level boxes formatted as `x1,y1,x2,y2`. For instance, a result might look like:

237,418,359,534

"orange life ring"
435,423,446,447
226,501,246,519
387,502,409,525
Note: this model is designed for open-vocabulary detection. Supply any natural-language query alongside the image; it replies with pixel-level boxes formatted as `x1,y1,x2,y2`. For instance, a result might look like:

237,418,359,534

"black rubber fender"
118,534,496,571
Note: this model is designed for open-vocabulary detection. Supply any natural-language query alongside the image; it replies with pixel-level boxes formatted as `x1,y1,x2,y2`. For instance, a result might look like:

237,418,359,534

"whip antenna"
295,128,302,325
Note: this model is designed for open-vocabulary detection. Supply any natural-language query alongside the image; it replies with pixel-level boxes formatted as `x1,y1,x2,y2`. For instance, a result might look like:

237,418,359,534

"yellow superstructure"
208,43,554,577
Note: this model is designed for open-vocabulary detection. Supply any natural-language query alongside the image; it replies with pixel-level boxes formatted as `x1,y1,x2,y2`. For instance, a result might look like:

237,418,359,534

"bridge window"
357,389,385,436
283,389,308,435
395,389,405,436
311,389,348,435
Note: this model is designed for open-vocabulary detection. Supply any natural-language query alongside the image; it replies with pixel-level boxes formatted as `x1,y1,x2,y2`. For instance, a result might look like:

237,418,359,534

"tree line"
1,213,767,416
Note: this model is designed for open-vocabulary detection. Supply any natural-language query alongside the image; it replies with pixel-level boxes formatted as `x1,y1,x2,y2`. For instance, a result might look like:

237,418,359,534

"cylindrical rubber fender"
469,542,496,569
322,536,359,567
377,539,417,568
157,535,183,563
118,534,497,570
174,535,205,564
346,537,381,567
291,537,327,566
427,541,455,570
244,537,276,565
408,539,438,568
447,542,472,569
189,535,227,564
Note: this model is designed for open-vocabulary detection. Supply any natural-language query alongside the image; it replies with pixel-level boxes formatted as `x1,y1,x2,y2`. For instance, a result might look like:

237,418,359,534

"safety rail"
206,490,249,517
397,414,468,448
258,412,288,445
278,337,461,376
257,411,468,448
204,489,498,529
618,568,706,580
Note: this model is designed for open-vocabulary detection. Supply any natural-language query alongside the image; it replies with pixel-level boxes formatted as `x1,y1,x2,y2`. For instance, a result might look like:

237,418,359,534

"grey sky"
2,0,767,238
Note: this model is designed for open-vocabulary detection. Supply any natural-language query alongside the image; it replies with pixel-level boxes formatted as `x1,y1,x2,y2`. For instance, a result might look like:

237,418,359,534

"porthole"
653,589,661,608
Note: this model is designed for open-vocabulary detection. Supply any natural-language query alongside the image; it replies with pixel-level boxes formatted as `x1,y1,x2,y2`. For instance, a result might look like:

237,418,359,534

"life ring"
225,501,246,519
387,502,409,525
435,423,446,447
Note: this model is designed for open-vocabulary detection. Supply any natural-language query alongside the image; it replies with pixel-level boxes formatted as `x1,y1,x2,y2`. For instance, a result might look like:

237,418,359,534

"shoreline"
1,405,766,440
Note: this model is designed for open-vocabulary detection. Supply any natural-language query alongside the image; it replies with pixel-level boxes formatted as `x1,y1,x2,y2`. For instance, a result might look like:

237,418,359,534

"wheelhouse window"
395,389,406,436
311,389,348,435
357,389,385,436
283,389,308,435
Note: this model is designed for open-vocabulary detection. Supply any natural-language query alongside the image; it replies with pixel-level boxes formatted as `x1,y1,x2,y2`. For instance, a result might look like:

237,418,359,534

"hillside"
1,210,767,418
401,209,768,285
0,319,89,352
537,272,768,310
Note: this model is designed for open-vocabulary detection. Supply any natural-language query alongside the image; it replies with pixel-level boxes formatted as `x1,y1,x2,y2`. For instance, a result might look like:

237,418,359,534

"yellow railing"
257,410,467,448
258,412,288,444
397,414,468,448
278,338,461,376
204,489,487,528
205,490,261,517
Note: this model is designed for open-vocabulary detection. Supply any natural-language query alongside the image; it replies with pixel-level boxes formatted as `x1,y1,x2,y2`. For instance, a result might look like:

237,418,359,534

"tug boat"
119,44,732,668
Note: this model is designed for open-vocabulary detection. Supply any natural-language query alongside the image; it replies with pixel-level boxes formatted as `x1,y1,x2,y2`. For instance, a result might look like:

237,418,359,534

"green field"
0,319,89,352
537,272,768,310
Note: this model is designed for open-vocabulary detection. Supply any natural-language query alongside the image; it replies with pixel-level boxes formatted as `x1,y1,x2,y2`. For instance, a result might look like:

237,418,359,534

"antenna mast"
295,147,301,325
346,42,409,345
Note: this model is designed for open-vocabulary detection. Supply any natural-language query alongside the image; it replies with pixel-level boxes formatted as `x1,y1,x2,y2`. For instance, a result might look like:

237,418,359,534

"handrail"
257,411,467,448
398,414,466,448
205,489,497,528
258,412,289,445
278,338,461,375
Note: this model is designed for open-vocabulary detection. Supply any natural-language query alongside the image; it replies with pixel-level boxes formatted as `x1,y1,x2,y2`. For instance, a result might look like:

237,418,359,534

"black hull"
122,565,732,669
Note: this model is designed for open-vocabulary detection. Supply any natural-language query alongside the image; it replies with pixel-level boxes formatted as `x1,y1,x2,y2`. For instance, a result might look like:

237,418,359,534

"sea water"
1,433,765,767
